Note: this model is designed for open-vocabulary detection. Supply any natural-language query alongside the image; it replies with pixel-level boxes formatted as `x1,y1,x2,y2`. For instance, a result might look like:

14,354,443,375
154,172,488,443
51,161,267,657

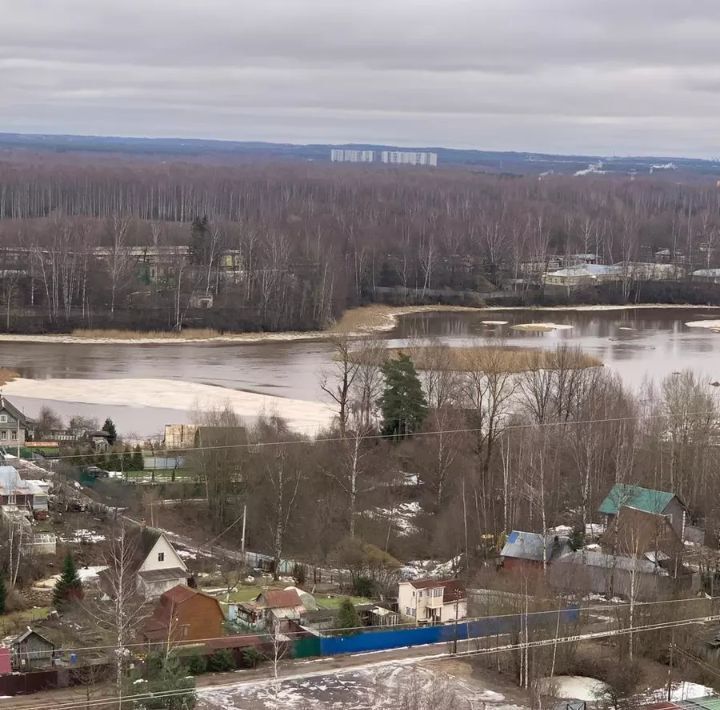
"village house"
0,466,47,517
1,628,55,670
602,505,685,575
253,589,306,630
598,484,689,539
500,531,573,572
550,549,682,601
141,585,225,645
397,579,467,624
0,396,32,449
136,533,189,599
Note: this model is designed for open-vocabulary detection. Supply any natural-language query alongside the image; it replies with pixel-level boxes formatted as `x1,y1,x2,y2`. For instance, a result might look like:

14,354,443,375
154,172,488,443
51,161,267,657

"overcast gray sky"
2,0,720,157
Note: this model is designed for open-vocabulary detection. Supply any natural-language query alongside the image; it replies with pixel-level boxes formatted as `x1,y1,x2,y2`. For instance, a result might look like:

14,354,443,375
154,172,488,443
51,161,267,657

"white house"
136,533,189,599
397,579,467,624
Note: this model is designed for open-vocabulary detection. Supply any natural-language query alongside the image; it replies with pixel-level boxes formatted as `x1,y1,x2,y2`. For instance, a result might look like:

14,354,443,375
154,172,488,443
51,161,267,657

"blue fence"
319,606,579,656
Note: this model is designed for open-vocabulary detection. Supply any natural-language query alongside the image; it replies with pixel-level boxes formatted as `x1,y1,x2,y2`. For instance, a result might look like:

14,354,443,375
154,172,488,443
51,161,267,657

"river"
1,306,719,436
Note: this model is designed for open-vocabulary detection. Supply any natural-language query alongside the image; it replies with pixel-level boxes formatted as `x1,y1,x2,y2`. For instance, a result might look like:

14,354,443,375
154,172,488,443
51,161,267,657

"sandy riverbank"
2,378,335,435
0,303,716,345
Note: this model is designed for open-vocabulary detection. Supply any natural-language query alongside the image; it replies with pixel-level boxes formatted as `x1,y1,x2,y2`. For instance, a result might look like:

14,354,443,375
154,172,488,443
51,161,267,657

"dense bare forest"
0,152,720,332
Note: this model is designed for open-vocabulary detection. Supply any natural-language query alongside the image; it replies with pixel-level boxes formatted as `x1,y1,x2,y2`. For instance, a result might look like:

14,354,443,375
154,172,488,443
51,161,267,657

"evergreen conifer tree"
53,554,83,608
102,418,118,446
337,598,361,630
379,353,428,438
132,445,144,471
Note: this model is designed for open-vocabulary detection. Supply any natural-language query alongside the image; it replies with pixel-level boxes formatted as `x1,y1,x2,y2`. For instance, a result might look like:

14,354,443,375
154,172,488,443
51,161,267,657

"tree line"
0,154,719,332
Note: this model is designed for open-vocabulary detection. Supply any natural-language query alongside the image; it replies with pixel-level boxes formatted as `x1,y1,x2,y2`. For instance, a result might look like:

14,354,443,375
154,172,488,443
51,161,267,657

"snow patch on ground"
198,661,526,709
685,319,720,330
60,529,106,544
3,377,335,436
370,502,422,537
647,681,715,702
35,565,108,589
539,675,607,701
511,322,574,332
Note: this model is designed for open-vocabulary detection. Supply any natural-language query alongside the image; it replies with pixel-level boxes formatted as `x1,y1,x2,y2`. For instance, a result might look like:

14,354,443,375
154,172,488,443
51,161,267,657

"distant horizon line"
1,130,718,164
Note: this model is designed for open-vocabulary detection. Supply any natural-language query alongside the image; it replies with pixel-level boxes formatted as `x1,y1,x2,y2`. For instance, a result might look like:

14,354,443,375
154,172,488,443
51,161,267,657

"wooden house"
141,585,225,645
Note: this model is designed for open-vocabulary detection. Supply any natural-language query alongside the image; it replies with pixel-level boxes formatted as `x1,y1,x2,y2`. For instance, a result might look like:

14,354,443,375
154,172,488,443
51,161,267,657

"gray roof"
557,550,668,576
501,531,572,563
138,568,188,583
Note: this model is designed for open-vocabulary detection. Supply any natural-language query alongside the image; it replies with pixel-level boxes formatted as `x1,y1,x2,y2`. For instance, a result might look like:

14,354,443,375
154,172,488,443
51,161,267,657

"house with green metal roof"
598,484,688,539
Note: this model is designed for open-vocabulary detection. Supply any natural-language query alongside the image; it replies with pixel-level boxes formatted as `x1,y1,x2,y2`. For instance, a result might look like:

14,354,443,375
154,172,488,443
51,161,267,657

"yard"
0,607,52,636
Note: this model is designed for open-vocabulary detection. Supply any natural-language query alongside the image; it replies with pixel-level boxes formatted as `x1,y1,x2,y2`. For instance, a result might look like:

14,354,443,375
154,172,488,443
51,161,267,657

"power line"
7,610,720,710
24,407,720,464
16,594,716,659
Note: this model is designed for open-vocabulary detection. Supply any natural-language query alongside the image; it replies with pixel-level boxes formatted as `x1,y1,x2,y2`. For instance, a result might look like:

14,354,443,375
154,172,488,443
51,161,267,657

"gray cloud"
2,0,720,156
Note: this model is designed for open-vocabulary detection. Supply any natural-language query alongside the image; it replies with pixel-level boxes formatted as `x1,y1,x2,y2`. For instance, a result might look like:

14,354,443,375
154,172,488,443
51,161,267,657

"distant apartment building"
380,151,438,167
329,149,438,167
330,149,375,163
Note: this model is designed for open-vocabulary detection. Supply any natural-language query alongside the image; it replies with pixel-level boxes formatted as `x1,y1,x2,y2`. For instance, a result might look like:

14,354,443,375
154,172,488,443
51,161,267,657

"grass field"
71,328,221,340
217,585,371,609
315,595,371,609
347,344,602,373
0,607,51,635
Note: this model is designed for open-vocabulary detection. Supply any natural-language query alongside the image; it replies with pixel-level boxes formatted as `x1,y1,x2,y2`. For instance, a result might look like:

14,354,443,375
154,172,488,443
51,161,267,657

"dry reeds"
348,345,601,374
0,368,18,385
70,328,221,340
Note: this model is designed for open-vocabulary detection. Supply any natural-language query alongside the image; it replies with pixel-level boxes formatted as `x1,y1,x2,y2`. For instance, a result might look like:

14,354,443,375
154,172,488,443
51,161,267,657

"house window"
10,431,15,440
0,431,6,440
158,552,165,562
0,415,6,423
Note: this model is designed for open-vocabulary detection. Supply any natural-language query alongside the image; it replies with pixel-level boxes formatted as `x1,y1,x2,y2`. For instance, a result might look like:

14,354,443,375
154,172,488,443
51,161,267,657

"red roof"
257,589,304,609
161,585,198,605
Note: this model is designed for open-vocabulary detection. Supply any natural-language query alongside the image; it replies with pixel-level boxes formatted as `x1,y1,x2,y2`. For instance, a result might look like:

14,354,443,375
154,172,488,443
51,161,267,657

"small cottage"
136,533,189,599
397,579,467,624
598,484,688,539
254,589,306,629
0,396,32,449
142,585,225,645
2,628,55,669
500,531,573,572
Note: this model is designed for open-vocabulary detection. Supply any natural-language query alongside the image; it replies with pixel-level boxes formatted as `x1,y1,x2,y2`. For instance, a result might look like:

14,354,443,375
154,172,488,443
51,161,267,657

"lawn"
0,607,52,635
315,595,372,609
217,586,372,609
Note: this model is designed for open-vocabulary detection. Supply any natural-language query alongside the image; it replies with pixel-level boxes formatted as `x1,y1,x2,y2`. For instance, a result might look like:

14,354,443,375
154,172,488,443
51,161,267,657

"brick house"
141,585,225,645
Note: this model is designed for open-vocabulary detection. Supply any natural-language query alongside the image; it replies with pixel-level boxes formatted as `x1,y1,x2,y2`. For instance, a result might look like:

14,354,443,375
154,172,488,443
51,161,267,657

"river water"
1,306,719,436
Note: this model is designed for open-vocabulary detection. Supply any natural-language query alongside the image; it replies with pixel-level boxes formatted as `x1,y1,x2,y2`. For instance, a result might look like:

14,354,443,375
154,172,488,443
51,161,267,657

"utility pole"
240,504,247,561
667,636,674,702
453,591,459,654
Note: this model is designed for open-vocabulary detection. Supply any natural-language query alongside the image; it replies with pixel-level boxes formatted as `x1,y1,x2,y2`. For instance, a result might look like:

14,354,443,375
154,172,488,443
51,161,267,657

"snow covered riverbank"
2,377,335,436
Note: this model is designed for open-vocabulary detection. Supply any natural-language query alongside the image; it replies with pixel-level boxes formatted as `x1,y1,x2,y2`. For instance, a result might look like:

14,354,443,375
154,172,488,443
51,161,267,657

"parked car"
83,465,109,479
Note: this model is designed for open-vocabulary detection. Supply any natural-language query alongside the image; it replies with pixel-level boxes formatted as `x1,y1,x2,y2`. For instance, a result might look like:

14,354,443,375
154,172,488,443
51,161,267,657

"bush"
207,649,235,673
186,653,207,675
241,647,264,669
353,576,375,598
292,563,306,586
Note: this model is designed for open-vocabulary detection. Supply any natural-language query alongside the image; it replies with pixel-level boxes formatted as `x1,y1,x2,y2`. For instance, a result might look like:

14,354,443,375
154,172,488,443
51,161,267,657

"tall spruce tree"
337,598,361,630
53,554,83,608
379,353,427,439
132,444,144,471
102,418,118,446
